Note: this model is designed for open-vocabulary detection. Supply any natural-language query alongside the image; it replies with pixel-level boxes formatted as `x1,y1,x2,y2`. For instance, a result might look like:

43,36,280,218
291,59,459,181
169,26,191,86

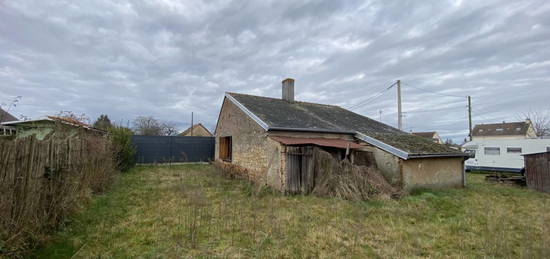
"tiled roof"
179,123,213,136
472,121,529,136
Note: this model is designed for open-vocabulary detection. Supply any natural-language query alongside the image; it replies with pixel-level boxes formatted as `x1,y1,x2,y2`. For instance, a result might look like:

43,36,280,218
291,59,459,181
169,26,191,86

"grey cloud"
1,0,549,141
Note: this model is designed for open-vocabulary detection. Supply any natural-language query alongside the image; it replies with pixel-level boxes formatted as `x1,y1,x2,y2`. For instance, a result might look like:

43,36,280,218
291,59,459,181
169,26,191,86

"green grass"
34,164,550,258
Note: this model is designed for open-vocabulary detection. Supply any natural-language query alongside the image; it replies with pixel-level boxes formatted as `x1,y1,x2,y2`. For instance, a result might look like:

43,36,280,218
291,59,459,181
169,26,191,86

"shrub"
109,126,136,172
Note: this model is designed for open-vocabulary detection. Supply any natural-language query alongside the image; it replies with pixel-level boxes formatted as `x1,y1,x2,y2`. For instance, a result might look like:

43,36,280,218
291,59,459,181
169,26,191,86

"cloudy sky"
1,0,549,142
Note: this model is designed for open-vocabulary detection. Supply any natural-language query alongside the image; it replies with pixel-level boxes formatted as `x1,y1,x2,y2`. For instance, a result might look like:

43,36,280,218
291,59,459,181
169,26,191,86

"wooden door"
286,146,314,194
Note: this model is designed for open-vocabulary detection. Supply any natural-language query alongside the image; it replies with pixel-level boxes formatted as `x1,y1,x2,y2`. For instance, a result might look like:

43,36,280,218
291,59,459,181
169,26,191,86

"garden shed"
523,151,550,193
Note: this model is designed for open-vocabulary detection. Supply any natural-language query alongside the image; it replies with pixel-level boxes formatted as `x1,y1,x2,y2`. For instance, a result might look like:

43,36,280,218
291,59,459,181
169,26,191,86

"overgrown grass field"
35,165,550,258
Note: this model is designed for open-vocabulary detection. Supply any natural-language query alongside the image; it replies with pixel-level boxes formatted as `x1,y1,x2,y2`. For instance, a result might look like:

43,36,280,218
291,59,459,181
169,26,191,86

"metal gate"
286,146,315,194
131,135,214,163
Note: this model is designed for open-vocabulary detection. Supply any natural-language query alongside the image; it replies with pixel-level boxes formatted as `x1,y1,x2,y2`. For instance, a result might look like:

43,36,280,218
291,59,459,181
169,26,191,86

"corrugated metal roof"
270,136,362,149
47,116,90,127
2,117,106,133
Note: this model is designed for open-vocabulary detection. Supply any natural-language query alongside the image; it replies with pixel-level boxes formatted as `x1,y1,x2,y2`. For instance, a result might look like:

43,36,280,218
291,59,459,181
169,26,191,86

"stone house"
215,78,467,193
179,123,213,137
471,120,536,141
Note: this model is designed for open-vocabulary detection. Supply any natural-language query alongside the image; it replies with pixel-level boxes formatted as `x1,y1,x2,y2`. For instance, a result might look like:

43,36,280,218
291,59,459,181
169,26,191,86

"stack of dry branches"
311,148,399,201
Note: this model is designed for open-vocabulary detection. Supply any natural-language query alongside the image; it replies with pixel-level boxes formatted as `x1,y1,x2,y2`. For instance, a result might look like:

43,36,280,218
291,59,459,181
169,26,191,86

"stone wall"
215,98,282,188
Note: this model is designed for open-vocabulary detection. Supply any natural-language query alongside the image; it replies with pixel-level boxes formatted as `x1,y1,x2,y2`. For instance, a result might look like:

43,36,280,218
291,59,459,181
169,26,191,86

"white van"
462,138,550,173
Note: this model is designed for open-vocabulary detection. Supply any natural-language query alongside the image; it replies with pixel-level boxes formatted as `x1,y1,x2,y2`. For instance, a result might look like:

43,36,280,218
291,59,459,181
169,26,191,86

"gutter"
407,153,469,159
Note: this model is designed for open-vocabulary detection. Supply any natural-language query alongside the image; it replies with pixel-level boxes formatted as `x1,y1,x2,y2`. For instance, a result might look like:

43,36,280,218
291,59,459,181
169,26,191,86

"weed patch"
33,166,550,258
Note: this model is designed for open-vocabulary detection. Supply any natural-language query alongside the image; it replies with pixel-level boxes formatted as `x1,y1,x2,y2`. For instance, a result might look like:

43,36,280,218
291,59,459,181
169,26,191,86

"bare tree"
133,116,163,136
518,110,550,137
161,121,179,136
133,116,179,136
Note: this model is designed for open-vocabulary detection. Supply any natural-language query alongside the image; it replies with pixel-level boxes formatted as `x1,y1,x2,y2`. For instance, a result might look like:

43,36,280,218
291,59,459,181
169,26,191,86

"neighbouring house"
0,107,17,123
215,78,467,193
179,123,213,137
0,108,18,136
412,131,443,144
471,120,536,141
1,116,106,140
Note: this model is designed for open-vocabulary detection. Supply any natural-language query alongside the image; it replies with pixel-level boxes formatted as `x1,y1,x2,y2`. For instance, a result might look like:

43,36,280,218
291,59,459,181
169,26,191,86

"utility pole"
468,96,472,141
191,112,194,136
397,80,402,130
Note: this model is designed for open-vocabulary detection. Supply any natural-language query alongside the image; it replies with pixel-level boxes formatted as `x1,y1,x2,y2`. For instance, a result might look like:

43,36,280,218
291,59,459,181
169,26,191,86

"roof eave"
268,127,355,134
355,132,409,159
225,93,269,131
407,153,469,159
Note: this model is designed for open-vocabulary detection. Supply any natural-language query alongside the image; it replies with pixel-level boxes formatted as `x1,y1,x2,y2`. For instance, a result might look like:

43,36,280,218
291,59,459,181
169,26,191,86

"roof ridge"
227,92,342,108
475,121,525,126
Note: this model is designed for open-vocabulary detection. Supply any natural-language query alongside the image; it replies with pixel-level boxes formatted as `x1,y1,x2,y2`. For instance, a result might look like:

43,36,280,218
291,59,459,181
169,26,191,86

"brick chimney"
282,78,294,102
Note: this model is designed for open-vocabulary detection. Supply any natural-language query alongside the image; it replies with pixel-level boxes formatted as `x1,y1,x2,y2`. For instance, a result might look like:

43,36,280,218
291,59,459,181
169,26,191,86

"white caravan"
462,138,550,173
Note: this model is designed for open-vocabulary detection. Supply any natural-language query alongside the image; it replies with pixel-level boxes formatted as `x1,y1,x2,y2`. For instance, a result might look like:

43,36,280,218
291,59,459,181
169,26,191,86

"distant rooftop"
0,108,17,123
412,132,437,138
472,121,530,137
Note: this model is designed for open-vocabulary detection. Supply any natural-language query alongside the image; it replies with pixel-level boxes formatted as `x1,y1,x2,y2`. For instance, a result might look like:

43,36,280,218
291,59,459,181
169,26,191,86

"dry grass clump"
312,148,399,201
0,129,116,258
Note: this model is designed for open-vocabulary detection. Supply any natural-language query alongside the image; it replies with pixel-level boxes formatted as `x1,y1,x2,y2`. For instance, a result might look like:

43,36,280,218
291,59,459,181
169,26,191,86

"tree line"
93,114,179,136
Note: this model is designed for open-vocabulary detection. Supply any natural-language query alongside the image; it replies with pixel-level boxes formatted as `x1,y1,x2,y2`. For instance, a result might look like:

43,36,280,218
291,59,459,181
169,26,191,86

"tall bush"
109,126,136,172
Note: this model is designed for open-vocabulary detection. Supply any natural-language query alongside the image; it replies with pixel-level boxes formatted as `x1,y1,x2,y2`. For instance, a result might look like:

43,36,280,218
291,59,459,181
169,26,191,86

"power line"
471,108,494,121
346,81,397,110
404,105,467,114
401,82,466,98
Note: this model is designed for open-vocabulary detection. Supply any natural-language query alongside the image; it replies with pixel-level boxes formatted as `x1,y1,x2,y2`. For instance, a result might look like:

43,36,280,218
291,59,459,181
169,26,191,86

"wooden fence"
0,134,116,257
524,151,550,193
